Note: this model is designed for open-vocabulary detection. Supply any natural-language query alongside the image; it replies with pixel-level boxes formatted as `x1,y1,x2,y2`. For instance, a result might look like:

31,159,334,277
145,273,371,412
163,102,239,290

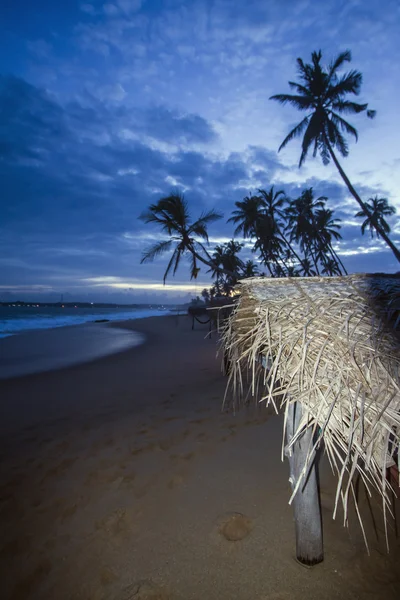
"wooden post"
286,401,324,566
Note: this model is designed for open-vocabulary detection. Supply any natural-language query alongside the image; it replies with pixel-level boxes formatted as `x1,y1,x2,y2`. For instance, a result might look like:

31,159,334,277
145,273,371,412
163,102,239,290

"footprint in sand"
100,566,119,586
10,560,52,599
95,508,133,538
118,580,170,600
219,512,252,541
167,475,185,489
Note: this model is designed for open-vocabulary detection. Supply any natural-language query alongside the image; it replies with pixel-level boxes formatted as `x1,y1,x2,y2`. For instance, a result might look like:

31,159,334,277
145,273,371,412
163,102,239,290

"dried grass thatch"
222,274,400,548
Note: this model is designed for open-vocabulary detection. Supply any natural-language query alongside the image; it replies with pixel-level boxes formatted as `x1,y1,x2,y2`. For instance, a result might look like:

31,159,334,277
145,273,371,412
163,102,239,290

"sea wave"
0,308,172,337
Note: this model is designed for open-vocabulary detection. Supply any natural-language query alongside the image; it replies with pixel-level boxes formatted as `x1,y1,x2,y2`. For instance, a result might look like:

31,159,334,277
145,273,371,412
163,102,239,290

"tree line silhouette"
140,49,399,295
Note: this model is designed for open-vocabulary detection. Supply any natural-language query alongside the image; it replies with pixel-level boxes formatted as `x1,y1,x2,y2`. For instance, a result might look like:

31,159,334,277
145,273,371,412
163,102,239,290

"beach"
0,315,399,600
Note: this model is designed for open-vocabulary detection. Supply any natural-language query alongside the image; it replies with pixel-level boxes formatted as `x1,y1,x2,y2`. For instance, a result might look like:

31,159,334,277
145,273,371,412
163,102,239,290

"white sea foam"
0,307,172,337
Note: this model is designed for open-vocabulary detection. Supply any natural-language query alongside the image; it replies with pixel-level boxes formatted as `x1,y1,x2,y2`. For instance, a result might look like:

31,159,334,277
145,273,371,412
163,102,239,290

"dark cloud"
247,146,289,173
0,76,266,297
1,71,398,301
144,106,217,145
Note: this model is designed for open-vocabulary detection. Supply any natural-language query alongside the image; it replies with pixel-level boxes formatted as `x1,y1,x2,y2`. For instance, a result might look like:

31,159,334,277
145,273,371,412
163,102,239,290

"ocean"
0,306,173,338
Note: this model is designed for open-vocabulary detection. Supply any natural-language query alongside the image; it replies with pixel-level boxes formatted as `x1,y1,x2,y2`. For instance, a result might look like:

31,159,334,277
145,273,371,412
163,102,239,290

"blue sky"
1,0,400,303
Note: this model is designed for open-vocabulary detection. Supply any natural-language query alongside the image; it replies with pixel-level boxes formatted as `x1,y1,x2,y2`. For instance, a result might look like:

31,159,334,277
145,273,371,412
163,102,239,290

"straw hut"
222,274,400,565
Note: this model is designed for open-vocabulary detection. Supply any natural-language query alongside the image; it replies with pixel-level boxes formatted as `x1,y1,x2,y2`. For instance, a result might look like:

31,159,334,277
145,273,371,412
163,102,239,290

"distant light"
62,305,64,308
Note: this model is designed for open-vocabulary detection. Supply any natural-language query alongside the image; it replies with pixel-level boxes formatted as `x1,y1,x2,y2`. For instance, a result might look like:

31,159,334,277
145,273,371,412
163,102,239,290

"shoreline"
0,315,399,599
0,307,174,339
0,314,184,380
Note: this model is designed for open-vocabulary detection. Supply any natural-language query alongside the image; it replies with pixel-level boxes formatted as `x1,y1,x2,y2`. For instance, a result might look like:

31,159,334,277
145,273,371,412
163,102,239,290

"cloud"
0,76,275,297
2,0,400,300
2,73,397,301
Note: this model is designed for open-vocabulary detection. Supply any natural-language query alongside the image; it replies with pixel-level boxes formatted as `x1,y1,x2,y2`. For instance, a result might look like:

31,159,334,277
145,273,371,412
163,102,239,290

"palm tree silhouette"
314,207,347,275
270,50,400,262
228,194,265,239
285,188,325,275
258,186,308,272
139,192,232,282
208,241,244,294
242,260,260,278
321,257,341,276
355,195,396,239
228,194,276,275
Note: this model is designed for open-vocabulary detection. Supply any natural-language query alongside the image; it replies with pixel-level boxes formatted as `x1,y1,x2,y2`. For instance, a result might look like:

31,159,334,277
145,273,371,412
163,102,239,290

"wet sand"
0,315,399,600
0,323,144,379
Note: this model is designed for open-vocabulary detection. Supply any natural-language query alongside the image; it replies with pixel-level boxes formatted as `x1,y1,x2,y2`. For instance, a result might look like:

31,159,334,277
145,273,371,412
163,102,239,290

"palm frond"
190,209,223,240
299,112,322,166
329,70,363,97
188,251,200,280
326,118,349,157
278,115,311,152
163,246,181,283
328,50,351,81
330,112,358,141
331,100,368,115
140,239,173,264
139,209,167,226
288,81,313,96
270,94,314,110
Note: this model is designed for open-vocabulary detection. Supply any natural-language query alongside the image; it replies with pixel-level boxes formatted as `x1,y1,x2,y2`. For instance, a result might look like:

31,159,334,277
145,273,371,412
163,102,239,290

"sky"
1,0,400,303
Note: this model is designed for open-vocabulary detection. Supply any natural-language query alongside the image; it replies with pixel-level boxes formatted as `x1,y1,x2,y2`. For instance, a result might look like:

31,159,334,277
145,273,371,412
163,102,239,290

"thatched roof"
223,274,400,546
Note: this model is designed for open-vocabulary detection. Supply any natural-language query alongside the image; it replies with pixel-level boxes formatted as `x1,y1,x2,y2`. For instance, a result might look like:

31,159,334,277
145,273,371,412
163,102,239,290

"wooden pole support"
286,401,324,566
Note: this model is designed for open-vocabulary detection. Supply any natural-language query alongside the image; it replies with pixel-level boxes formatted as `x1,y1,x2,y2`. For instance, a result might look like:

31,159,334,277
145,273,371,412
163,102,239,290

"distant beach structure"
223,274,400,564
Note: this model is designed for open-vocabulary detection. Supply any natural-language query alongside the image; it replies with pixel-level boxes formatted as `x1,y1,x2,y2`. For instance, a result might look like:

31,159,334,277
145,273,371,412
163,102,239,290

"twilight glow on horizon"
1,0,400,303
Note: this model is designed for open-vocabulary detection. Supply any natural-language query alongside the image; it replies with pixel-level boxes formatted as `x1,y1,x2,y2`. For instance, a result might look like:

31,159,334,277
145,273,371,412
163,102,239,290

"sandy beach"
0,315,399,600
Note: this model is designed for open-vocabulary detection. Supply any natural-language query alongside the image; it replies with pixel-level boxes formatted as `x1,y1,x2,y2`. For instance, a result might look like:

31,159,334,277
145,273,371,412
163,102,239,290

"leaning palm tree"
228,193,289,276
228,194,265,239
241,259,260,278
139,192,233,282
208,241,244,294
355,195,396,239
270,50,400,263
258,187,308,272
314,207,348,275
321,256,341,276
285,188,325,275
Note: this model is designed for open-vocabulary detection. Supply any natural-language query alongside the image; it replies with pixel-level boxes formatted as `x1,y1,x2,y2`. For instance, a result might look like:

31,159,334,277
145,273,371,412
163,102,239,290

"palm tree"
208,241,244,293
201,288,210,304
314,207,348,275
270,50,400,263
228,193,289,275
258,186,308,272
139,192,233,282
355,195,396,239
228,194,265,238
242,260,260,278
321,256,341,276
285,188,325,275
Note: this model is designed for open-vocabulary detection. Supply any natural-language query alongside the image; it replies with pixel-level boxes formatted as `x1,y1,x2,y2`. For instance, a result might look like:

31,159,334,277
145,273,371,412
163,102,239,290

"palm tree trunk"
256,244,274,276
317,237,344,276
263,259,274,277
286,401,324,565
280,231,311,276
307,243,320,275
325,141,400,263
329,243,348,275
